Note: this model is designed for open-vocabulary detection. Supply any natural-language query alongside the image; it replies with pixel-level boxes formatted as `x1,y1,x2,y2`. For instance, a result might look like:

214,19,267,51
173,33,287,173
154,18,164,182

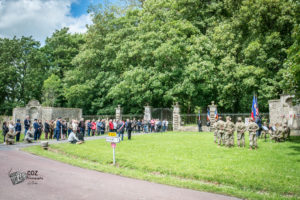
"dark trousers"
127,130,132,140
87,128,91,136
198,125,202,132
55,129,60,141
16,132,20,142
3,133,6,142
34,130,39,140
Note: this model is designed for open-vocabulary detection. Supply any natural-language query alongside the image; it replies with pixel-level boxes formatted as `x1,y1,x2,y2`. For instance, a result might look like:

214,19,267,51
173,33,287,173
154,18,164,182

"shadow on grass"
289,136,300,144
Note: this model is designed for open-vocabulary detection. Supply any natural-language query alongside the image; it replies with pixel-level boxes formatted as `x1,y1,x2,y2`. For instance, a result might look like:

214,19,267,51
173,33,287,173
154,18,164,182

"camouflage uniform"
235,118,246,147
217,119,226,146
275,124,284,142
5,131,16,145
225,117,235,147
213,122,218,143
283,122,290,140
248,120,259,149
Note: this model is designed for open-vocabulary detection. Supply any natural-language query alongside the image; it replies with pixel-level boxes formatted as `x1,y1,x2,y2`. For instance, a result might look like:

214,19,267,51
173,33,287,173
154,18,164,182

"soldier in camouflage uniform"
275,123,285,142
225,116,235,147
235,117,246,147
283,122,290,140
217,116,225,146
213,120,218,143
248,118,259,150
6,122,17,145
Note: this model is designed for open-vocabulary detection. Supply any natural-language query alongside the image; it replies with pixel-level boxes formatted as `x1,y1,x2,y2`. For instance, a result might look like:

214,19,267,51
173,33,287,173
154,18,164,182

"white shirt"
68,131,79,142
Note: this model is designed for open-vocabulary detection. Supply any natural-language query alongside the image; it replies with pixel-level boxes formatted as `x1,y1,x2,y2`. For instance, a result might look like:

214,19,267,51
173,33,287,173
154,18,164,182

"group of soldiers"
213,116,290,150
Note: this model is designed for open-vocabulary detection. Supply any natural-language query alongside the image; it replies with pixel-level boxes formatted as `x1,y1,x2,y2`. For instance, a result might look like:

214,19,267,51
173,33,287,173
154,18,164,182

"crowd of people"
1,116,170,145
213,115,291,150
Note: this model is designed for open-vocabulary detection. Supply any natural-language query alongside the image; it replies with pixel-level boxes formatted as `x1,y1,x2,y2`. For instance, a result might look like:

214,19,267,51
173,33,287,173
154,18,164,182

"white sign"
106,137,121,143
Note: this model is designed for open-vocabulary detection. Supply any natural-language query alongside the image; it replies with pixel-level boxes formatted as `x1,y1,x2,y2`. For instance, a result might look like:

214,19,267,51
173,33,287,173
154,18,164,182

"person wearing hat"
248,118,259,150
225,116,235,147
235,117,246,147
216,116,225,146
15,119,22,142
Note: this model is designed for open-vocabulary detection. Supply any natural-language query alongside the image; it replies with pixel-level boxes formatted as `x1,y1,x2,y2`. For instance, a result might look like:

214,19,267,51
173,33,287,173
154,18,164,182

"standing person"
100,119,105,135
15,119,22,142
255,115,262,137
225,117,235,147
62,120,68,140
143,120,148,133
55,118,62,141
216,116,225,146
235,117,246,147
24,116,31,136
109,119,114,132
113,119,117,133
44,120,50,140
137,120,142,133
150,119,155,132
79,118,85,137
49,120,55,139
117,120,125,141
96,119,101,136
87,120,91,136
213,120,219,143
38,120,43,140
197,118,202,132
91,119,96,136
33,119,40,141
126,119,132,140
2,121,9,143
248,118,259,150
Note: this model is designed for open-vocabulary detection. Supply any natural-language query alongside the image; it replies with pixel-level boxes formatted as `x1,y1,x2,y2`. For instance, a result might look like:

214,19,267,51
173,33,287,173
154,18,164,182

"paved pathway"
0,134,239,200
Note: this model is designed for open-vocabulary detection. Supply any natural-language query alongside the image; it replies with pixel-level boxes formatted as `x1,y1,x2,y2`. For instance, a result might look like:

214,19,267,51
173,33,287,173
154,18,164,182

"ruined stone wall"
269,95,300,135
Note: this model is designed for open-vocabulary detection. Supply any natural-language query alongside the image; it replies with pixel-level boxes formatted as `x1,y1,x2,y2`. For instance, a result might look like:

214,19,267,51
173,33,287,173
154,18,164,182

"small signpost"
106,132,120,165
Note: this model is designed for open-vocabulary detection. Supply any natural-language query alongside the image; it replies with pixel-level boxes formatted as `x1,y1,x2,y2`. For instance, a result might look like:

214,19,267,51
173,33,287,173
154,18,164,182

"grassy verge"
23,132,300,200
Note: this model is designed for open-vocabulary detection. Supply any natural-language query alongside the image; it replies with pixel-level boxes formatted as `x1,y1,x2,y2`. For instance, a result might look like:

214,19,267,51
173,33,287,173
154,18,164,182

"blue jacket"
56,120,61,130
33,122,40,130
24,119,30,129
15,122,22,132
96,122,101,129
87,122,91,129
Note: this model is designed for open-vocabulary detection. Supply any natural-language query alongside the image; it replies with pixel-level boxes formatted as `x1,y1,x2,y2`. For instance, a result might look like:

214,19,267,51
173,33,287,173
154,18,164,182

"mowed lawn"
24,132,300,200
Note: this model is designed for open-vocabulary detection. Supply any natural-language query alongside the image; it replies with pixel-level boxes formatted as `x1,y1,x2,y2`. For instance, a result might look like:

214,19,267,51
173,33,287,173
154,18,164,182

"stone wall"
269,95,300,136
12,100,82,131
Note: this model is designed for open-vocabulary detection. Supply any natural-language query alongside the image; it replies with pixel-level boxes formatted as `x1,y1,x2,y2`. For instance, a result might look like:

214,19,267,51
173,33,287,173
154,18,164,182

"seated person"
261,122,269,141
6,122,16,145
24,127,34,143
68,129,83,144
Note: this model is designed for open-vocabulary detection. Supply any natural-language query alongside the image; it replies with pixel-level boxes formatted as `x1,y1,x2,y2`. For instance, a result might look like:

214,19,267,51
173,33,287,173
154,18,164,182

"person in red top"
109,119,114,132
91,119,96,136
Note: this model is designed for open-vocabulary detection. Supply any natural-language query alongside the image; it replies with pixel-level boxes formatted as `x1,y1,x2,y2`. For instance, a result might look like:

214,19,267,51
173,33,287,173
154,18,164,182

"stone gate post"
144,105,152,121
115,105,122,121
173,102,181,131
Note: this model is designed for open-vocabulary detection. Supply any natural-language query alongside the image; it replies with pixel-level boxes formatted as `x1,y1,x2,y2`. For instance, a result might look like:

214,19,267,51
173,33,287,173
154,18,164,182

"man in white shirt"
68,129,83,144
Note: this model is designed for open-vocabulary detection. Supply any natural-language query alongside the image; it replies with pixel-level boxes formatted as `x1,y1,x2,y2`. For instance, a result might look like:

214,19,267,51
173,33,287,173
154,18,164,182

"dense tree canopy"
0,0,299,115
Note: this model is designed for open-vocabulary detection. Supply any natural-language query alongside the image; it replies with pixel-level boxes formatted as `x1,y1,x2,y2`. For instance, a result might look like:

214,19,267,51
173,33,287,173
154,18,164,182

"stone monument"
208,101,218,130
173,102,181,131
13,100,82,127
269,94,300,135
144,105,152,121
115,105,122,121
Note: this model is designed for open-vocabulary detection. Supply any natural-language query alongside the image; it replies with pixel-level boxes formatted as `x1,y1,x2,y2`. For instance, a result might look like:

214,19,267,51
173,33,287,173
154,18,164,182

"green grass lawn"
24,132,300,200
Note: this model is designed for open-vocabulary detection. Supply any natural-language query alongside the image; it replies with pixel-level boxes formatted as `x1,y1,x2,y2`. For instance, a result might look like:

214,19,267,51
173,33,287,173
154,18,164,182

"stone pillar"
115,105,122,121
144,105,152,121
209,101,218,130
173,102,181,131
